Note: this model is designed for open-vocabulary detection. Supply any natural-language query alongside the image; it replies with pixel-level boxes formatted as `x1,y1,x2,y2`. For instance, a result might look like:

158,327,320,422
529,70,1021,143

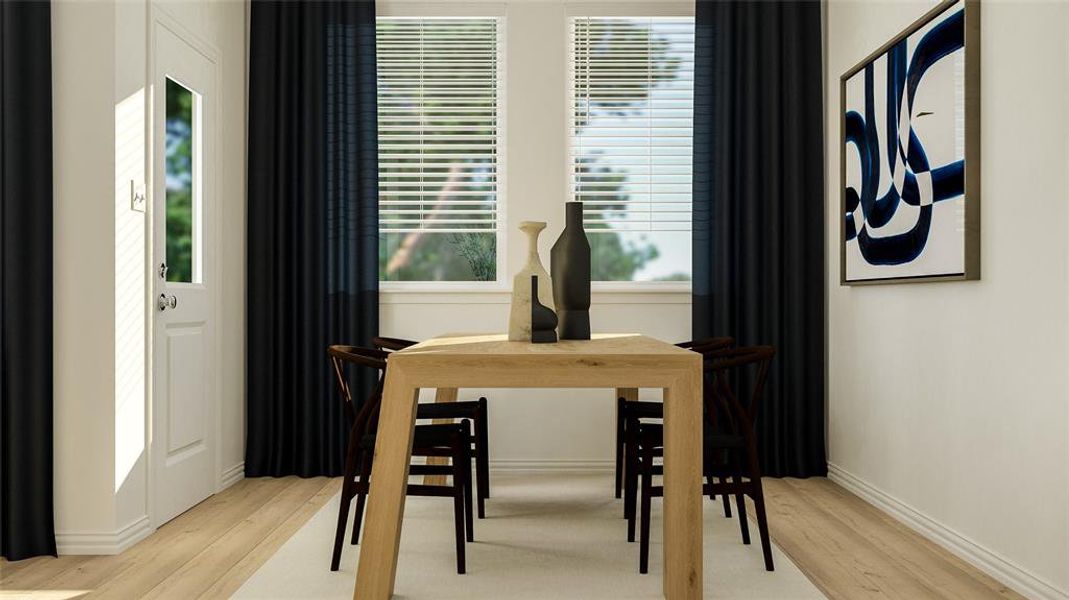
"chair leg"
706,474,716,501
463,450,475,543
351,453,371,545
477,397,490,506
639,452,653,574
351,491,366,545
732,472,750,545
753,485,774,571
615,397,625,499
452,453,467,574
332,431,363,571
625,436,639,541
331,482,351,572
623,421,633,518
746,454,774,571
720,476,733,518
475,456,486,520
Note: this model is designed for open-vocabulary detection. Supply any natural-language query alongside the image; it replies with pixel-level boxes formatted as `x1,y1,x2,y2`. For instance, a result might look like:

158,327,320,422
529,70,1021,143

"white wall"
54,0,120,541
378,0,694,468
52,0,246,553
825,2,1069,598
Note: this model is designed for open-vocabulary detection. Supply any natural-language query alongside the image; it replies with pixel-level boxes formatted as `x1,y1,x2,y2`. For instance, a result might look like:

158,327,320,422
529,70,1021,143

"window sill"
591,281,691,294
380,281,511,294
380,281,692,305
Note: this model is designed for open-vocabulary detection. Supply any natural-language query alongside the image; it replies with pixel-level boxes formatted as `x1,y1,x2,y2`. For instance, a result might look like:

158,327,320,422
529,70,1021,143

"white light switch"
130,180,147,213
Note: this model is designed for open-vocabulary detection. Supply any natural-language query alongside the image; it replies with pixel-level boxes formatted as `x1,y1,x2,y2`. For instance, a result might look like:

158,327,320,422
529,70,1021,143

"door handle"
158,293,178,311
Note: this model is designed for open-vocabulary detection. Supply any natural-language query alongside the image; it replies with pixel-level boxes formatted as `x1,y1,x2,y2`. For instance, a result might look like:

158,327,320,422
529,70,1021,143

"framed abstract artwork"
840,0,980,285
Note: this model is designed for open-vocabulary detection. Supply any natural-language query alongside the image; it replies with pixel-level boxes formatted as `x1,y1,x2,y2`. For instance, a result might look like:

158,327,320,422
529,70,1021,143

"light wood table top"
352,333,704,599
403,332,694,356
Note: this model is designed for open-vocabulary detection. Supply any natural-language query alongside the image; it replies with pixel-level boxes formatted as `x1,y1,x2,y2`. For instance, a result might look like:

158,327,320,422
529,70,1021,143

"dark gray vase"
550,201,591,340
530,275,558,344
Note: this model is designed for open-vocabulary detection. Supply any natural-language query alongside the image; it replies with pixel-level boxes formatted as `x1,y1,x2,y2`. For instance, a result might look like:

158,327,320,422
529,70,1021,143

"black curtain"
1,0,57,560
692,0,826,477
246,0,379,478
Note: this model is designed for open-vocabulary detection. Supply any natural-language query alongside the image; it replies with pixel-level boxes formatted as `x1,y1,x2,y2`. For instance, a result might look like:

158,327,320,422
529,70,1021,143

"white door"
151,22,217,525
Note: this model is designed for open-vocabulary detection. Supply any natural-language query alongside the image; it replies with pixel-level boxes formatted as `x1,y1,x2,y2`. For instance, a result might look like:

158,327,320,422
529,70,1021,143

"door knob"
158,293,178,311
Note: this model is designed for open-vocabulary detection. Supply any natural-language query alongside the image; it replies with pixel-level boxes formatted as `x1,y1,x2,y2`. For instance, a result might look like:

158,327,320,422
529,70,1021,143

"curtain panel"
246,0,379,477
692,0,827,477
1,0,57,560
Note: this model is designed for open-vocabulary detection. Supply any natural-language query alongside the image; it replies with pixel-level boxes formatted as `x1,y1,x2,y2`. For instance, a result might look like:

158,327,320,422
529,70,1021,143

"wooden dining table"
352,333,704,599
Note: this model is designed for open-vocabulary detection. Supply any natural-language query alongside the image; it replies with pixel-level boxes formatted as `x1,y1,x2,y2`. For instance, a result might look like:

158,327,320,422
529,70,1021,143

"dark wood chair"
328,345,475,574
631,345,777,574
617,336,735,536
373,336,491,518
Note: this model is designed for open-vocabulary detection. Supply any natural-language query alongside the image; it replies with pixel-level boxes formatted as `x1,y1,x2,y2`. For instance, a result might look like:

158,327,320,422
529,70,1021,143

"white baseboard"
489,459,614,473
828,462,1068,600
58,463,245,556
56,515,154,556
219,461,245,491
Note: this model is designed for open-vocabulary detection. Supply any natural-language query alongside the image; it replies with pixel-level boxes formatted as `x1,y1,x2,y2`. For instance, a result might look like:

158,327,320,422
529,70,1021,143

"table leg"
353,372,419,600
424,387,458,485
662,369,703,599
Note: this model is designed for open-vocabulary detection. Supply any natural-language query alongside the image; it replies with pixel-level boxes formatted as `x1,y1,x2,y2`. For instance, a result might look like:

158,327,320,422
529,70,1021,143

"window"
165,77,199,283
377,17,504,282
569,17,694,282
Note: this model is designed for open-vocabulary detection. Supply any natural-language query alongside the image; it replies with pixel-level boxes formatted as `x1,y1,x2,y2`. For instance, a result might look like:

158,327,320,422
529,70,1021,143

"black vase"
530,275,558,344
550,201,591,340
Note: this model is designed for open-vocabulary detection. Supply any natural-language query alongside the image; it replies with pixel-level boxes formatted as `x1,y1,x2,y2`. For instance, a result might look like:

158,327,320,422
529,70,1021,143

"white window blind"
569,17,694,281
376,17,502,235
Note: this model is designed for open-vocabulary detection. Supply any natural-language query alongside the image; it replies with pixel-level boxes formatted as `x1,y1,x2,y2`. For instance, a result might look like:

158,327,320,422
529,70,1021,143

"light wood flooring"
0,476,1024,600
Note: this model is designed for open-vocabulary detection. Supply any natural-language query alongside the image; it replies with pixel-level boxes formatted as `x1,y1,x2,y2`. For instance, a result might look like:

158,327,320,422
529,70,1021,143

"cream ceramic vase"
508,221,555,341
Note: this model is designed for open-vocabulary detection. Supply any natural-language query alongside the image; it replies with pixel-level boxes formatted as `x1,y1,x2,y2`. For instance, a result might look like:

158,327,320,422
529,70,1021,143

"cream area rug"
234,473,825,599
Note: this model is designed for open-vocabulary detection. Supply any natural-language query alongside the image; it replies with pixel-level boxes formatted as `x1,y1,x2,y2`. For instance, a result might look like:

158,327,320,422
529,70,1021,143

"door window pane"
165,78,196,283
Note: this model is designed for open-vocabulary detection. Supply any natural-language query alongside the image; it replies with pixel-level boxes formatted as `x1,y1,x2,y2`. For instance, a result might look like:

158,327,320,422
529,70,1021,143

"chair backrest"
373,336,418,352
327,345,389,437
676,336,734,356
703,345,775,435
675,338,735,429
